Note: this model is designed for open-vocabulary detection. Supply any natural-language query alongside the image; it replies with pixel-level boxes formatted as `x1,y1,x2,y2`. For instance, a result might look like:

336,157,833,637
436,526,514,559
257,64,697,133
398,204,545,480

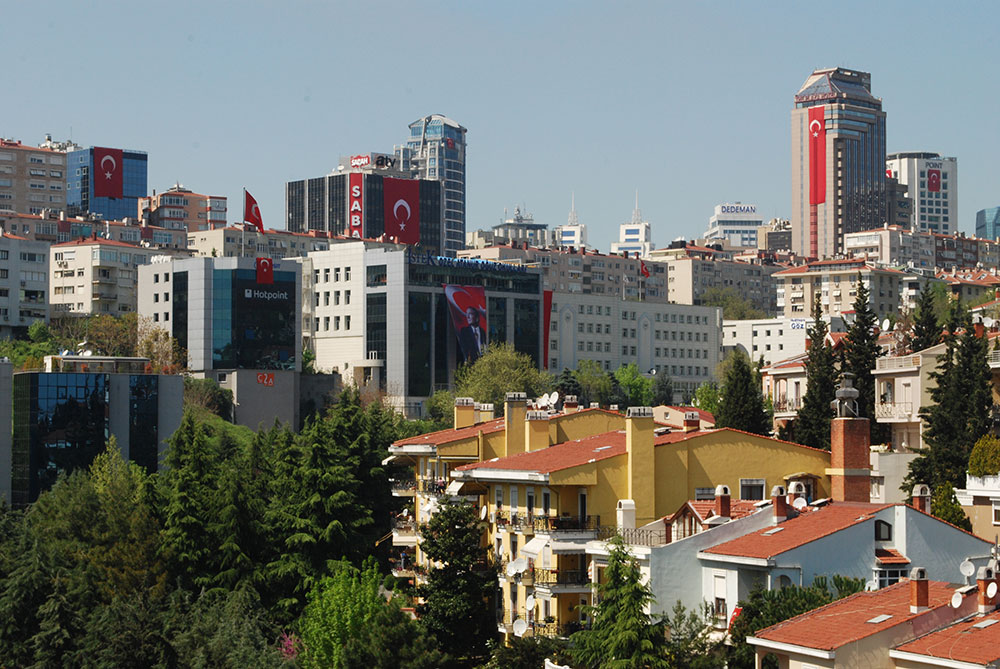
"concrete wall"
216,369,298,430
157,374,183,464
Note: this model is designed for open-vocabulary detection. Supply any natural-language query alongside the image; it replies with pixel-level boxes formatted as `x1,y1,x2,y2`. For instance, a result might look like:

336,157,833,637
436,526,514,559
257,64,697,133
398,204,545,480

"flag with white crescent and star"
927,169,941,192
256,257,273,284
808,106,826,205
244,190,264,234
93,147,124,199
382,177,420,245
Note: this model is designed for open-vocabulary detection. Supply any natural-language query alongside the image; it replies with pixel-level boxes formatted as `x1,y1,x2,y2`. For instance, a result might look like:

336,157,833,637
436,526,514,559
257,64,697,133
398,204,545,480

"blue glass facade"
976,207,1000,240
210,268,298,370
66,147,148,220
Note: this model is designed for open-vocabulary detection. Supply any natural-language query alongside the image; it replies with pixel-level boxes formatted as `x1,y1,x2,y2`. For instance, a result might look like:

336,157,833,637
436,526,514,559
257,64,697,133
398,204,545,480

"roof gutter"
746,637,835,661
889,649,992,669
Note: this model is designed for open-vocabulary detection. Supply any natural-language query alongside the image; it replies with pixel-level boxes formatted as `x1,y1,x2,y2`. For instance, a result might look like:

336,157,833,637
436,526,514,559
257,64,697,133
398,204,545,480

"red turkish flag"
383,177,420,245
93,147,123,199
256,257,274,284
808,106,826,205
927,169,941,192
244,190,264,233
640,260,650,278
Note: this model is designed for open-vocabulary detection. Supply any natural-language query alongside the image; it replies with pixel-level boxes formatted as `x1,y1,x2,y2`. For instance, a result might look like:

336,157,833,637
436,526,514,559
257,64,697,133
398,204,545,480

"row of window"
313,315,352,332
313,266,353,283
313,290,351,307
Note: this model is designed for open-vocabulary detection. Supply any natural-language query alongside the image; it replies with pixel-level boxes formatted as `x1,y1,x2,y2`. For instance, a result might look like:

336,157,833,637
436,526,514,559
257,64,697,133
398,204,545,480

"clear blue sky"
6,1,999,251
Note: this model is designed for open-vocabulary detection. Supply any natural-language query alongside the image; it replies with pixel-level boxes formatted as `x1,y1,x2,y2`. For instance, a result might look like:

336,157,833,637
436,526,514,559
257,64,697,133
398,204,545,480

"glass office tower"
66,147,148,220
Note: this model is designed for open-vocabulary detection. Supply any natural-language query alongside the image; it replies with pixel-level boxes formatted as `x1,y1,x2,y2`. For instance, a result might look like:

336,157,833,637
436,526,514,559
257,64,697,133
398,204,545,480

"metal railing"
532,620,586,637
390,479,417,494
597,525,668,547
772,396,801,413
417,479,447,495
876,355,921,371
989,351,1000,367
875,402,914,420
533,568,589,586
532,515,600,533
393,518,417,534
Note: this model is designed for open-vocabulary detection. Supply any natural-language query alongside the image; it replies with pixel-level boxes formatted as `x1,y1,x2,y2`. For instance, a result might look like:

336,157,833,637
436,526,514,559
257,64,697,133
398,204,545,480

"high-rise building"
0,230,49,334
285,155,443,255
704,203,763,248
396,115,467,255
791,67,887,259
610,193,654,257
977,207,1000,240
885,152,957,234
66,146,148,221
553,193,588,248
0,137,75,215
139,184,227,232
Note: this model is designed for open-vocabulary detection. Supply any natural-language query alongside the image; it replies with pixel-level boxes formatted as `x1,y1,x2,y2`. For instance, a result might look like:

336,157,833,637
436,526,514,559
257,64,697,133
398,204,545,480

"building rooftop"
52,236,150,250
894,609,1000,666
752,579,963,652
391,417,506,449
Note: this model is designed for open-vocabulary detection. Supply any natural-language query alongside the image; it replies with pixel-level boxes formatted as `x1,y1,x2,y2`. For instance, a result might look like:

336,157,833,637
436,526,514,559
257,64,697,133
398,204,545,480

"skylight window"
762,527,784,536
594,446,612,452
973,619,998,629
866,614,893,624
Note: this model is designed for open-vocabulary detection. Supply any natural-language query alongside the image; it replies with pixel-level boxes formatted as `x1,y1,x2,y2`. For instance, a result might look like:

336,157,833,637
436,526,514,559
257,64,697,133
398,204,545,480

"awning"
445,479,488,496
382,455,397,466
445,480,464,495
521,535,548,558
550,540,589,554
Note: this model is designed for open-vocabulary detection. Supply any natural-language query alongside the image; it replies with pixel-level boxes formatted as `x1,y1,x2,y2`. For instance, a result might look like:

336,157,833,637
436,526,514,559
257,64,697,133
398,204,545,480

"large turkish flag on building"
93,147,124,199
383,177,420,245
808,106,826,205
927,169,941,192
256,257,274,284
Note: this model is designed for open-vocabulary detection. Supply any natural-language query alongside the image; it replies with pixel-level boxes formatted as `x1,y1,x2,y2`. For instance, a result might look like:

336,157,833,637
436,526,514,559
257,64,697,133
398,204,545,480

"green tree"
571,535,667,668
661,601,725,669
931,482,973,531
911,283,942,352
693,382,720,416
727,576,863,669
715,351,770,436
843,273,881,440
794,295,838,450
455,342,551,413
342,597,447,669
425,389,457,430
575,359,613,408
555,367,583,399
481,636,568,669
417,499,495,663
184,376,234,420
700,286,767,320
651,370,675,406
968,434,1000,477
614,363,653,407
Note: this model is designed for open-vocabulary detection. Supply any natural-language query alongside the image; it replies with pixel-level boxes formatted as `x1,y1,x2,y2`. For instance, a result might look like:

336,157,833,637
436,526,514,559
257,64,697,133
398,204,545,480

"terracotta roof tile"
753,580,964,651
681,499,761,522
703,501,892,559
875,548,910,565
895,609,1000,665
392,417,505,447
666,406,715,423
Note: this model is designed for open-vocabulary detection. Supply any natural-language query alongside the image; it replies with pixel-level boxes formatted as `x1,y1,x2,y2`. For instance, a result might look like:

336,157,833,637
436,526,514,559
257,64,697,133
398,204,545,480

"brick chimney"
714,484,731,518
911,484,931,514
910,567,929,614
563,395,579,414
683,411,700,433
828,375,871,503
453,397,476,429
503,392,527,456
626,407,656,526
977,565,997,614
771,485,788,524
525,410,550,452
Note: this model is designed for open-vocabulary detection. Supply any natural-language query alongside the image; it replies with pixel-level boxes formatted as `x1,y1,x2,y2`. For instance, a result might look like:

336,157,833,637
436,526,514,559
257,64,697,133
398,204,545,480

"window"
992,502,1000,526
344,266,351,281
344,315,350,330
876,568,907,589
740,478,765,500
496,487,504,511
344,290,351,305
875,519,892,542
695,487,715,501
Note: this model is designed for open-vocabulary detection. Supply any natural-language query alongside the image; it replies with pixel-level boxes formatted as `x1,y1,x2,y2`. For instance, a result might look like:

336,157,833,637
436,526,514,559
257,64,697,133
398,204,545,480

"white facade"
610,199,654,257
886,152,957,235
723,316,845,366
704,203,763,249
50,238,155,316
553,224,587,248
0,231,48,335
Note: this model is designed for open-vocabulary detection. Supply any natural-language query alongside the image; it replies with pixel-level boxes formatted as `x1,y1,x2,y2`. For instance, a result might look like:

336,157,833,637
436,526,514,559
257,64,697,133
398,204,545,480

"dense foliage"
794,294,837,450
842,274,881,440
968,434,1000,478
715,351,770,436
700,286,767,320
455,342,553,412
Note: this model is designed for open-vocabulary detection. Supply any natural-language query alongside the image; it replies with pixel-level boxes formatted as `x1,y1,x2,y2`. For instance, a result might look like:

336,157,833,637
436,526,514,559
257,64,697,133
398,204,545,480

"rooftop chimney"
617,499,636,531
453,397,476,429
563,395,579,414
911,484,931,514
478,403,495,422
828,374,871,503
503,392,527,457
977,565,997,614
771,485,788,524
714,484,731,519
525,410,550,452
683,411,700,433
626,407,655,526
910,567,929,614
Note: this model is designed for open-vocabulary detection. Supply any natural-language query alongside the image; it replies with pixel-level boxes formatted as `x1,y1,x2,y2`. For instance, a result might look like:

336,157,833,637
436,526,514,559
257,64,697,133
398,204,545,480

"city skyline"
5,1,999,253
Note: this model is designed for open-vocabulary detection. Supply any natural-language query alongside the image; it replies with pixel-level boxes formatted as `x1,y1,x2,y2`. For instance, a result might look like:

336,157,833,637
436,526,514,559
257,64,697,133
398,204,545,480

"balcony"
532,515,600,533
533,568,589,587
989,351,1000,368
875,402,915,422
391,518,417,547
597,525,668,547
92,292,117,301
391,479,416,497
496,510,534,532
875,355,921,373
772,396,801,416
417,479,447,495
531,620,585,638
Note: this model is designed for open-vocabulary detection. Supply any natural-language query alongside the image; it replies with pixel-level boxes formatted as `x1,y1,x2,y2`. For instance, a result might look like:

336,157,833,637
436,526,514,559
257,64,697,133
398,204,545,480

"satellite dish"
60,349,70,356
402,508,409,518
961,559,977,578
83,350,93,357
951,591,964,609
986,317,996,329
535,396,548,409
512,618,528,637
989,582,998,599
480,505,488,521
511,557,528,574
526,595,536,610
506,562,518,578
881,318,890,331
865,580,877,592
792,497,808,510
548,391,559,406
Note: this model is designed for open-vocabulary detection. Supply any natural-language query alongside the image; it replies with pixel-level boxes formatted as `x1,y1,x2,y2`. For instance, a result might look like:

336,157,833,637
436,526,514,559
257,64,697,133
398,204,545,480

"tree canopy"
700,286,767,320
715,351,770,436
454,342,551,412
794,294,837,449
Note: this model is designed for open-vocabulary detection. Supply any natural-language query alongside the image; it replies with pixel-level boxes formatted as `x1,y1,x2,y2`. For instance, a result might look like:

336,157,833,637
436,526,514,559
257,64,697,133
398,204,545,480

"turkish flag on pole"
808,106,826,205
244,190,264,233
640,260,650,278
93,147,123,199
256,257,274,284
927,169,941,192
383,178,420,245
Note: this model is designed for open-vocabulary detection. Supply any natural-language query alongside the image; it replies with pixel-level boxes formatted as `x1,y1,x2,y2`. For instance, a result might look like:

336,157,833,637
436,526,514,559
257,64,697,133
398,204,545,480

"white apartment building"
704,203,763,249
886,152,957,235
186,226,336,260
0,138,74,216
0,231,49,335
723,315,846,366
774,258,905,319
843,225,936,269
663,254,780,314
49,237,156,316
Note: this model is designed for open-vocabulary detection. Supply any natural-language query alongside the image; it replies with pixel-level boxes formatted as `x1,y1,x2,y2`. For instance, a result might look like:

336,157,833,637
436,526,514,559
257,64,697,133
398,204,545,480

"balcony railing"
393,518,417,534
876,355,921,371
533,568,589,586
597,525,668,547
875,402,914,420
417,479,447,495
772,396,801,413
391,479,417,495
989,351,1000,368
532,515,600,533
496,510,534,530
532,620,586,637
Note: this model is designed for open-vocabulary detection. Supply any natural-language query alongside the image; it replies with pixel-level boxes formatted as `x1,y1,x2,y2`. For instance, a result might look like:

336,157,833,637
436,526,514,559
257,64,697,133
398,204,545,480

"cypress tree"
716,351,770,436
843,273,881,439
795,294,838,449
911,284,941,352
651,370,675,406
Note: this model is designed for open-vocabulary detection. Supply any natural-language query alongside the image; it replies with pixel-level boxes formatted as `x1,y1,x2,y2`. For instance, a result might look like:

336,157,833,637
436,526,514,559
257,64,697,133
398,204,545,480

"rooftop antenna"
632,189,642,225
567,192,579,226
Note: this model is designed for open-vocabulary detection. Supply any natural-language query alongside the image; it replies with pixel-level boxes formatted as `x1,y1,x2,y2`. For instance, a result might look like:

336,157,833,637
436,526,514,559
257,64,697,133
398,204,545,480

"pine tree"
931,483,973,531
651,370,675,406
555,368,583,399
911,284,941,352
795,294,838,450
715,351,770,436
843,273,881,438
570,535,667,669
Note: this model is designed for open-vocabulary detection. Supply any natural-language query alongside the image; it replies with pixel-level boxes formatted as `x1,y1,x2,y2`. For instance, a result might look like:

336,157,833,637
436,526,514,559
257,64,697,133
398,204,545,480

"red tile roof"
894,609,1000,665
703,502,892,559
667,406,715,423
392,417,506,447
753,580,964,651
679,499,761,523
875,548,910,565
